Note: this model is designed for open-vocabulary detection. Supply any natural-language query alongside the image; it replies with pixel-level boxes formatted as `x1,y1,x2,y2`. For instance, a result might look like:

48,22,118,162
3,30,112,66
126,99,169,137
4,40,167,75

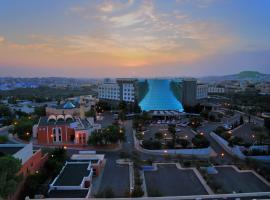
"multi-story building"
181,78,197,107
196,83,208,100
208,85,225,94
98,78,137,102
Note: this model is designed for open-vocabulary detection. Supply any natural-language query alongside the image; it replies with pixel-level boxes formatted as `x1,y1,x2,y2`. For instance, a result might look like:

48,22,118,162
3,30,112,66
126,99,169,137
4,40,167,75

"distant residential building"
208,85,225,94
46,95,98,116
34,115,101,146
257,81,270,94
98,78,137,102
196,83,208,100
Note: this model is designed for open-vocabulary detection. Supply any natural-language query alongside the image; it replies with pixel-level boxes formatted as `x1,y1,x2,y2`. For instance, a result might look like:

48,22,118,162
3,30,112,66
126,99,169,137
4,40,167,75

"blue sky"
0,0,270,77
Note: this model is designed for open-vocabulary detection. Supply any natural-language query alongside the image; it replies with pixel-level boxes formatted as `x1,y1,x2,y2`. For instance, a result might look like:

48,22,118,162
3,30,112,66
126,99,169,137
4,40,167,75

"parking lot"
144,124,196,142
144,164,208,196
210,166,270,193
96,153,130,197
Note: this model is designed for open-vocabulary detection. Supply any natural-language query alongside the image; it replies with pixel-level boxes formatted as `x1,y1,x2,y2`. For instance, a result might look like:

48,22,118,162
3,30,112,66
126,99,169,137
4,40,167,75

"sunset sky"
0,0,270,78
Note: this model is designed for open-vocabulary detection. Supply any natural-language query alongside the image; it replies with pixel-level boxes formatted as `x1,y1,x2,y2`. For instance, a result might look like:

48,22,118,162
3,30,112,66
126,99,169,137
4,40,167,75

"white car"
223,124,232,130
179,122,189,127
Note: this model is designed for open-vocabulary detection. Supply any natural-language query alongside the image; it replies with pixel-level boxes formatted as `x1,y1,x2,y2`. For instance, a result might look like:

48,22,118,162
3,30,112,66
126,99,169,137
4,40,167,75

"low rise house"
49,161,93,198
33,115,101,146
46,95,98,117
70,152,105,176
0,143,48,177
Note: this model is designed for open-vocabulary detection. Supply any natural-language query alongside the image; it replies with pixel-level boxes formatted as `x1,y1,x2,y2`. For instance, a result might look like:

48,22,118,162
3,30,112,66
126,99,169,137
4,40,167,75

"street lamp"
221,152,224,158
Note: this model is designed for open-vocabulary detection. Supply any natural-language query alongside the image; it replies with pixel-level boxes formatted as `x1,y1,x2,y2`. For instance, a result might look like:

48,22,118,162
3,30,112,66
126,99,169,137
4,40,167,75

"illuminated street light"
164,150,167,153
200,132,204,136
64,146,67,150
221,153,225,158
26,132,30,136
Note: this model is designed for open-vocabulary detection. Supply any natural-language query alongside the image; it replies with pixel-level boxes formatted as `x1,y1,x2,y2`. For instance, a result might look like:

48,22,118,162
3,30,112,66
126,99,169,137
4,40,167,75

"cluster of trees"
0,103,14,126
95,100,111,113
133,112,151,131
88,124,125,146
0,155,22,199
142,139,162,150
0,135,8,144
131,152,144,197
118,100,141,121
227,93,270,114
192,134,210,148
11,117,34,141
0,86,95,103
189,117,202,129
21,148,67,198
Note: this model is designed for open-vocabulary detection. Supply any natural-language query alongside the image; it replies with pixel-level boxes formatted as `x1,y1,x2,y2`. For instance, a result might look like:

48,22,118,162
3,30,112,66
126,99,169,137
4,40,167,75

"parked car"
223,124,232,130
179,122,189,127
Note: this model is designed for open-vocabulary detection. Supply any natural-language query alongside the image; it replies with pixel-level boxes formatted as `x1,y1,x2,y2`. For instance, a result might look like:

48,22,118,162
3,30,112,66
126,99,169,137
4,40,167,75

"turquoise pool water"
139,79,184,112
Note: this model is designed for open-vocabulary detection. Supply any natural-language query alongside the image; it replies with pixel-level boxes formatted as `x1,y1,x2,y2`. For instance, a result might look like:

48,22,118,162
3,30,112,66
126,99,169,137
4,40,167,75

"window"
58,128,62,142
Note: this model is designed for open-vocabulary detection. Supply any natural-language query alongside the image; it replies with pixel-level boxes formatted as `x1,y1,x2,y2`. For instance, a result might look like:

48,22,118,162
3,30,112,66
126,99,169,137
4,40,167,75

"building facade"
208,86,225,94
46,95,98,116
34,115,101,146
98,78,137,102
181,78,197,107
196,83,208,100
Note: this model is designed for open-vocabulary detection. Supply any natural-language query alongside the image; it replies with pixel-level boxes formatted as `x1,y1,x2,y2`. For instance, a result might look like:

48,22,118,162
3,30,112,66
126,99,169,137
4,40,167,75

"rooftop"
48,189,88,198
0,146,23,155
53,163,91,186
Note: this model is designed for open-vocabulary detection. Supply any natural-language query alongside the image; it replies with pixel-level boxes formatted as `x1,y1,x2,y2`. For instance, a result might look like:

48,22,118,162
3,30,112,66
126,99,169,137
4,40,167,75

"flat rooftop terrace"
0,146,23,155
54,163,90,186
49,189,88,198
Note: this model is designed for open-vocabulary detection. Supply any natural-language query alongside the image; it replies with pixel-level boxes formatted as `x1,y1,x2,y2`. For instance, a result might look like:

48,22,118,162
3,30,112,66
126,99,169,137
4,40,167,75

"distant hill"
199,71,270,82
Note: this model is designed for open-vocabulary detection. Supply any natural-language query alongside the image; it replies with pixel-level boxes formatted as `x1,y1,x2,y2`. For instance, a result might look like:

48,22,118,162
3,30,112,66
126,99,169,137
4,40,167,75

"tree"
0,156,22,199
12,117,34,141
192,135,210,148
264,118,270,129
85,107,96,120
168,124,176,148
155,132,163,141
131,185,144,197
239,115,244,125
0,104,12,117
34,106,46,117
178,139,189,148
0,135,8,144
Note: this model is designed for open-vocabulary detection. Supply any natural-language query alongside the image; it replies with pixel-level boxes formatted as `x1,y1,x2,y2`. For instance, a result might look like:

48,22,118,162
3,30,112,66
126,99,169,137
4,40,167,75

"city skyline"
1,0,270,78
